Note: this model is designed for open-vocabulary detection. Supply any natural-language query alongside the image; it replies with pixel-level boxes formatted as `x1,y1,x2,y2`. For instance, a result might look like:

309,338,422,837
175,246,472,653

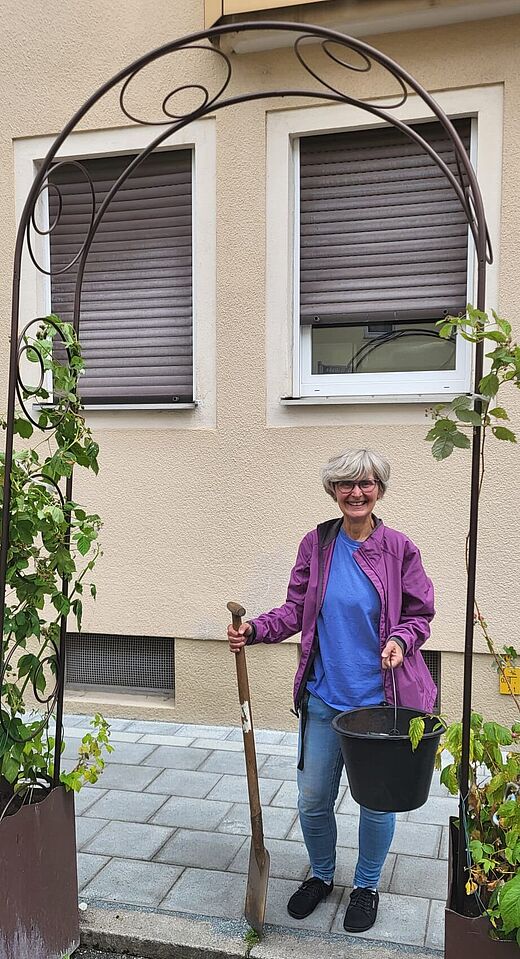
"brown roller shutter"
299,118,471,325
49,150,193,403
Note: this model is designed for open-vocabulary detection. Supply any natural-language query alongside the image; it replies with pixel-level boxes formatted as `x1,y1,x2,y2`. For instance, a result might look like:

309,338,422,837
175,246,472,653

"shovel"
227,601,270,937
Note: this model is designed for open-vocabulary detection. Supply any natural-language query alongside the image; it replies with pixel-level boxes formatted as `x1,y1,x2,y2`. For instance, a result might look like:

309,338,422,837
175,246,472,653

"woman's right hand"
227,621,253,653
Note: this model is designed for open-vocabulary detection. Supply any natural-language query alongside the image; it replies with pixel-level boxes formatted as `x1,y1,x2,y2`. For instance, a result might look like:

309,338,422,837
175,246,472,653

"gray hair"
321,448,390,499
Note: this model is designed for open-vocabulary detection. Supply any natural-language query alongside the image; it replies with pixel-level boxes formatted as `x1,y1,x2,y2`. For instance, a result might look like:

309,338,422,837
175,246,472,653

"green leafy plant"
244,927,262,956
438,713,520,943
0,315,111,809
422,306,520,943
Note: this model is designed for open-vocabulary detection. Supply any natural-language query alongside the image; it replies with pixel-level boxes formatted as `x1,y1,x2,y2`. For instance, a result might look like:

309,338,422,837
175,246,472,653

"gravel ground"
74,950,147,959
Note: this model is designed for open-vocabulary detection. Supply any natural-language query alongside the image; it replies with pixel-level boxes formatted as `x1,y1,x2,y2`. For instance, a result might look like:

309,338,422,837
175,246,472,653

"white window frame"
266,86,502,407
14,120,217,430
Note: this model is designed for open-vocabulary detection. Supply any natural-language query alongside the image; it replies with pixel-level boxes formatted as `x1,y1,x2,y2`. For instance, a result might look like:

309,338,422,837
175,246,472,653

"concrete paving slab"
408,794,459,825
228,836,311,881
158,867,246,918
425,899,445,950
142,744,211,769
259,755,298,781
84,789,170,824
390,855,448,901
198,749,264,776
139,734,196,747
193,738,244,752
439,826,449,859
104,742,158,765
270,780,299,808
82,857,184,907
389,821,442,858
331,889,430,946
77,852,110,890
126,720,186,735
93,763,163,792
176,724,235,740
280,732,299,746
75,787,108,815
83,820,173,860
144,767,221,798
205,773,281,805
155,828,246,870
65,728,142,744
77,817,110,849
264,876,343,933
150,796,231,830
226,727,286,745
217,802,297,839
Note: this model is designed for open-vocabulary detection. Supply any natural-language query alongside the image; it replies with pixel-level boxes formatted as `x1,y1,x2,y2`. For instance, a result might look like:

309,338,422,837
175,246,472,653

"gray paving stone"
270,780,299,808
76,817,109,849
439,825,449,859
426,898,446,949
77,852,109,890
159,867,246,918
150,796,231,830
198,749,264,776
74,787,107,815
126,720,186,735
205,774,280,805
331,889,430,945
92,763,162,792
66,727,142,744
228,837,310,881
391,854,448,901
257,754,297,781
142,745,210,770
408,794,459,825
140,735,195,747
428,770,451,797
280,732,299,746
84,789,169,823
177,724,234,739
226,727,285,745
104,742,157,765
63,714,88,726
265,876,343,932
155,828,245,870
390,820,442,858
332,848,396,892
82,857,183,907
144,768,221,798
83,820,173,860
217,803,296,840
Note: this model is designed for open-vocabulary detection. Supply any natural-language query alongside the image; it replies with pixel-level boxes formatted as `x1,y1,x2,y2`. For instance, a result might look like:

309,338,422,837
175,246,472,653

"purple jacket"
249,517,437,713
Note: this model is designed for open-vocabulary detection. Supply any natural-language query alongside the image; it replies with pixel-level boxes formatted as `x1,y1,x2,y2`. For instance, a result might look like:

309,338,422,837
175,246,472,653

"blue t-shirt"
307,528,384,711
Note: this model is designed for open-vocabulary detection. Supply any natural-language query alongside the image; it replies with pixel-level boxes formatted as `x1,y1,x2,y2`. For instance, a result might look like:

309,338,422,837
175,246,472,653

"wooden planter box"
446,818,518,958
0,784,80,959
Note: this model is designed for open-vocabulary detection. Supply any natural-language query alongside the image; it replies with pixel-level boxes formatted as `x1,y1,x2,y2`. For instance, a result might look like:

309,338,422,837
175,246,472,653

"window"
48,150,193,405
297,118,473,398
205,0,327,26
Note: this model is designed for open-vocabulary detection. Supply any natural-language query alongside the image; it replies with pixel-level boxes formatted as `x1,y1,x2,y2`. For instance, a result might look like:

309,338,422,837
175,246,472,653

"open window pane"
312,322,456,375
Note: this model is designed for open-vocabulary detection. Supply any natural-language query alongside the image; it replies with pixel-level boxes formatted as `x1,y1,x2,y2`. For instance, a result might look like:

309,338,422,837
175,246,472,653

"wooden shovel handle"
227,601,264,850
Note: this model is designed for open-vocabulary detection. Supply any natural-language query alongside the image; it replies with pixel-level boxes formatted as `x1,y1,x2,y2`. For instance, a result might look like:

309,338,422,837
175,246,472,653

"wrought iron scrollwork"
0,20,491,801
15,316,74,428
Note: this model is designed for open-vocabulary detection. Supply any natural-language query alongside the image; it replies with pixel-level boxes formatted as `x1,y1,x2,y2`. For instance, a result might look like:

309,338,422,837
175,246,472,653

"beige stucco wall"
1,1,519,730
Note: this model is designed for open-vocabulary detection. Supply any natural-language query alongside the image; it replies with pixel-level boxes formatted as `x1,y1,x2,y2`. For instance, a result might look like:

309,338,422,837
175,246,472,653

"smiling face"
334,476,381,527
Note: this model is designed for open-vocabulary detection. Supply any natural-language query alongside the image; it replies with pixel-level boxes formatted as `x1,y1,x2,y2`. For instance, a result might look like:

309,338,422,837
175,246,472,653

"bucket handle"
390,666,399,736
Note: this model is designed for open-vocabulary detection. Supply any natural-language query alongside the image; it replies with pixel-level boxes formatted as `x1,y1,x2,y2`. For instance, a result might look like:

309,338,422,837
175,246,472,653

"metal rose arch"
1,20,491,917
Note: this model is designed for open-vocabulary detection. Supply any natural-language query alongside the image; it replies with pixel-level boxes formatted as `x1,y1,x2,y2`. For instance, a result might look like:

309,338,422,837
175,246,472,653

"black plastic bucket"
331,705,442,812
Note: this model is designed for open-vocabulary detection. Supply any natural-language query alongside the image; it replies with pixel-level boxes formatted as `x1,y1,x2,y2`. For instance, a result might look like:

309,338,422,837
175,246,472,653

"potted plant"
0,315,112,959
424,307,520,953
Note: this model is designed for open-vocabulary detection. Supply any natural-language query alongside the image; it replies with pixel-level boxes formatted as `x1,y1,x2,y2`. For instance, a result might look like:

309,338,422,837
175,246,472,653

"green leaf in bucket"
409,716,425,752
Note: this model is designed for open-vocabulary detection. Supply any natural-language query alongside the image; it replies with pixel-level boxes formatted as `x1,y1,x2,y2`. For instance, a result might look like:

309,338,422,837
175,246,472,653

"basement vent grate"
422,650,441,712
65,632,175,692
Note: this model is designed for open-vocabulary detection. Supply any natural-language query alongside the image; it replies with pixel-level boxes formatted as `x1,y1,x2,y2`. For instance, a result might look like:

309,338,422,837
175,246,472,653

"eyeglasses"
335,479,379,493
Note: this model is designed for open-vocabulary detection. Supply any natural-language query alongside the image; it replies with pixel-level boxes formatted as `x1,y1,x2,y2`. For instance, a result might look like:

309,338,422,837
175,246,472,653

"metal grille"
65,632,174,692
422,650,441,711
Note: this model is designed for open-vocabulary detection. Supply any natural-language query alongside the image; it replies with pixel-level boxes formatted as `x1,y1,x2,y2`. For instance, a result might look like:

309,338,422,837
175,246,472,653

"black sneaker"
287,877,333,919
343,887,379,932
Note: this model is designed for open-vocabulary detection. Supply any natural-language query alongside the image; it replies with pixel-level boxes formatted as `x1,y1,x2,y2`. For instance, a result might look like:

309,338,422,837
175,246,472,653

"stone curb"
81,906,444,959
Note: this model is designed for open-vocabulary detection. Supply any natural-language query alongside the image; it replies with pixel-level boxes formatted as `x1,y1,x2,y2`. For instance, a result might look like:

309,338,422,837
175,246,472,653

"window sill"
35,402,198,412
281,393,470,406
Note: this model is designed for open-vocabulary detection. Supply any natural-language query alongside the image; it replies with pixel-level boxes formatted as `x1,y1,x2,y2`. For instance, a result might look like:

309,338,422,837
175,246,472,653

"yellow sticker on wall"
499,667,520,695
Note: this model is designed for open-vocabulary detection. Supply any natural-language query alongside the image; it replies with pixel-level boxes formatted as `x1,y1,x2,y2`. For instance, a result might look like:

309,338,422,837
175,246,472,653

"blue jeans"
297,693,396,887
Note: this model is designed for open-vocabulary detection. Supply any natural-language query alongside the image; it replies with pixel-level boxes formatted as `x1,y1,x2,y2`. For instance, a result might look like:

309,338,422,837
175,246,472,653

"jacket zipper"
294,537,328,713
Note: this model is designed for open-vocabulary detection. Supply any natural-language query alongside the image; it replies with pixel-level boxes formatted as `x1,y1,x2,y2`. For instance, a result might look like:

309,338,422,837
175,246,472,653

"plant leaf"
492,427,516,443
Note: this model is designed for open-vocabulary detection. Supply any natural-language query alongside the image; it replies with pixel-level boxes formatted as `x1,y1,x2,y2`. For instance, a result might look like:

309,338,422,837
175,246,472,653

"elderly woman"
228,449,435,934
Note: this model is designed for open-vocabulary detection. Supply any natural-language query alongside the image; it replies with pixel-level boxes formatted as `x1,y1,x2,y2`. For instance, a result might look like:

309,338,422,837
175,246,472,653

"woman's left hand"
381,640,404,669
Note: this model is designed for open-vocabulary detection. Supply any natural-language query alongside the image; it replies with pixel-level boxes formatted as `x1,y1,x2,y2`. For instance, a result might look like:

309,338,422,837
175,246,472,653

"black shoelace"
351,888,376,914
